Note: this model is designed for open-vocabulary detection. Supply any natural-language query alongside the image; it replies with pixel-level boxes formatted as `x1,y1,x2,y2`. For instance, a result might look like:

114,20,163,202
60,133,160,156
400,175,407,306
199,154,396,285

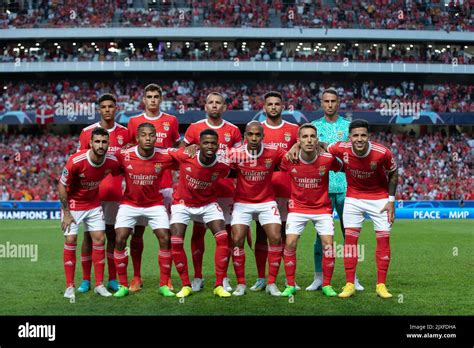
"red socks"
107,252,116,281
283,247,296,286
92,243,105,286
158,249,172,287
322,243,335,286
214,230,229,287
254,242,268,279
64,243,77,288
343,228,361,284
191,223,206,279
114,249,129,286
232,247,246,285
80,252,92,282
130,236,143,279
267,244,282,284
375,231,391,284
171,236,191,287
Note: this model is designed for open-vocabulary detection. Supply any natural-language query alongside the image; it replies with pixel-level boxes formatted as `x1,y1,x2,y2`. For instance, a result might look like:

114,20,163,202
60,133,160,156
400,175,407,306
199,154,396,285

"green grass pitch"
0,219,472,315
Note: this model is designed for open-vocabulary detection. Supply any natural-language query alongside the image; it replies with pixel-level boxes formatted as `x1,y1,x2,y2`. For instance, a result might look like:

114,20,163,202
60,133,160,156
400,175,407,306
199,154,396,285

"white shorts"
343,197,392,232
170,202,225,226
62,206,105,236
217,197,233,225
231,201,281,227
276,197,289,222
286,213,334,236
102,201,119,225
115,204,170,230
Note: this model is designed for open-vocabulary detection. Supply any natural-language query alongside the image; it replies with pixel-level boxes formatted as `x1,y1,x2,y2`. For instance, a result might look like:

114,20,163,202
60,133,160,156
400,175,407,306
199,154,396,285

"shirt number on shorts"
272,206,280,216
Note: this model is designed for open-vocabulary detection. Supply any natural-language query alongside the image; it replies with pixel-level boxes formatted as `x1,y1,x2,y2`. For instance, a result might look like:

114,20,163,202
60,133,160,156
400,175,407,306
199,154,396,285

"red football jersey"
261,120,299,198
328,141,397,200
184,118,241,198
127,112,181,189
78,122,130,202
168,148,230,207
227,144,285,204
184,118,242,153
116,146,177,208
60,150,121,211
280,152,342,214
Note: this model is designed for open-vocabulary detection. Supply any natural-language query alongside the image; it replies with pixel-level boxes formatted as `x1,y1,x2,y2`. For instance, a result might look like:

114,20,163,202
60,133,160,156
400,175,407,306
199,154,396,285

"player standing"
227,121,285,296
279,124,341,297
59,128,120,300
126,84,181,292
112,123,177,298
327,119,398,299
169,129,232,298
182,92,242,293
250,91,300,292
307,88,364,292
77,93,130,294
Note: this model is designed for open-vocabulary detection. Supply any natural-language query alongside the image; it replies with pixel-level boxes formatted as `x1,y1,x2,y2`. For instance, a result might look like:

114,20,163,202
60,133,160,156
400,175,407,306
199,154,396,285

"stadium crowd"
2,40,471,65
280,0,472,31
0,130,471,202
0,0,471,31
0,133,78,201
2,80,472,113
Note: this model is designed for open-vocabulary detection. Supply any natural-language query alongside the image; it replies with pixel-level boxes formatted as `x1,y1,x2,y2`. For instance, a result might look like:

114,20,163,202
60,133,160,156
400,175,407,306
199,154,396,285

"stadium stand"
0,0,471,30
1,80,472,112
2,40,472,65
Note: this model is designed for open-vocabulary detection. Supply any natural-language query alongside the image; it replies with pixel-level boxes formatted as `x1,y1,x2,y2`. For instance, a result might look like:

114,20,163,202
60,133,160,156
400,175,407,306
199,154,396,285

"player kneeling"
281,124,341,297
168,129,232,298
113,123,177,298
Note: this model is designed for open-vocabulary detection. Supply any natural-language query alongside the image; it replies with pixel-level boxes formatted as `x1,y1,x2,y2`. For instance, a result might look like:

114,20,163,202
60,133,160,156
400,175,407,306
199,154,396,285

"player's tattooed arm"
388,169,399,197
58,183,76,232
380,170,398,224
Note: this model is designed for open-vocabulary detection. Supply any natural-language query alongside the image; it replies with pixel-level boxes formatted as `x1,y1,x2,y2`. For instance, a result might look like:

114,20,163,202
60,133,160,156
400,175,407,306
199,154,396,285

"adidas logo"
127,164,133,170
164,264,171,268
233,262,241,267
79,173,85,178
176,262,184,268
117,263,126,268
270,262,280,267
327,262,335,267
64,261,73,266
291,168,297,173
285,261,295,266
381,256,390,261
186,167,192,172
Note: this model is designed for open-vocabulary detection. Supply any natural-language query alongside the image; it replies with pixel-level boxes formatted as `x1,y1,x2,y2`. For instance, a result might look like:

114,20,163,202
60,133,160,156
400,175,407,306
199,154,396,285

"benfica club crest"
155,163,162,173
224,132,231,143
284,132,291,142
117,135,124,145
370,161,378,170
211,172,219,181
319,166,326,176
337,131,344,140
265,158,273,169
163,121,170,131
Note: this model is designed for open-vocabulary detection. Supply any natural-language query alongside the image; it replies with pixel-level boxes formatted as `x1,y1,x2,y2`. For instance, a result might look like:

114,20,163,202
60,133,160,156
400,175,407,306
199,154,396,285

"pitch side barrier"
0,201,472,220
